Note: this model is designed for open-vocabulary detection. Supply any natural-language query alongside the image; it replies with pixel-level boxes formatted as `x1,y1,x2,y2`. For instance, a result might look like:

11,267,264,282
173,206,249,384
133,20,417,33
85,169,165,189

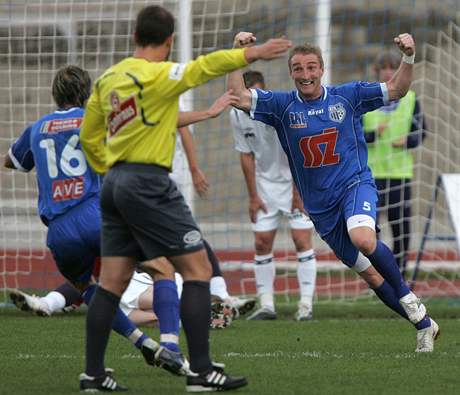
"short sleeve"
229,109,251,153
249,88,287,127
337,81,388,116
9,126,35,172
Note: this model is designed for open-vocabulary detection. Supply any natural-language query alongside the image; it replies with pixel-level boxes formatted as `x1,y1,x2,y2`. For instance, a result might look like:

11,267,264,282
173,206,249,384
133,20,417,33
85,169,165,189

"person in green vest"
363,50,427,278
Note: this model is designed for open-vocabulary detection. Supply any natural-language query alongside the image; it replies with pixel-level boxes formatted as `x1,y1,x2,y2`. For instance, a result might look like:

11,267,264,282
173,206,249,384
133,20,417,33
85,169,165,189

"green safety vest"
363,90,416,179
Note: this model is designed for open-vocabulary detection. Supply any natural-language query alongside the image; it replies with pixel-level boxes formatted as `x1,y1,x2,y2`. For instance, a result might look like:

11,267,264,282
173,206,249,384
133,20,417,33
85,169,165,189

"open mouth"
299,80,314,86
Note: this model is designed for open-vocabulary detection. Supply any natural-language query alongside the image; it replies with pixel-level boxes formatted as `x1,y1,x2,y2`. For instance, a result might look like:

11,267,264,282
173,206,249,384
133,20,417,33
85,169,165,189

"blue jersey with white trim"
250,81,388,215
9,107,101,223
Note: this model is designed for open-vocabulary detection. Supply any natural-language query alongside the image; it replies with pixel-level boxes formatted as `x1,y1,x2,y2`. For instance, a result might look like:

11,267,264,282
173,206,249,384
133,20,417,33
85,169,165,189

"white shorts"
252,209,314,232
119,272,153,316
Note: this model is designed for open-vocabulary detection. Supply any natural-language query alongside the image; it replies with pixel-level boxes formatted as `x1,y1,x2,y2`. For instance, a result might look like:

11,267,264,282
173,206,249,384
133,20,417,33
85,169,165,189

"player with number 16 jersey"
7,70,101,283
9,107,100,225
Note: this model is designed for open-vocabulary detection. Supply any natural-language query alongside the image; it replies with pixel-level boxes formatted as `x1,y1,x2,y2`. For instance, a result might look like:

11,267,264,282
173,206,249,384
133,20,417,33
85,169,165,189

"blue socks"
367,241,410,299
153,279,181,353
373,281,431,330
83,284,148,348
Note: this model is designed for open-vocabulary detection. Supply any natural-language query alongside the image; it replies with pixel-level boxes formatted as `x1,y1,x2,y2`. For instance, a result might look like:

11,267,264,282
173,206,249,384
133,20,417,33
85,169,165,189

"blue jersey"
250,82,389,215
9,107,101,224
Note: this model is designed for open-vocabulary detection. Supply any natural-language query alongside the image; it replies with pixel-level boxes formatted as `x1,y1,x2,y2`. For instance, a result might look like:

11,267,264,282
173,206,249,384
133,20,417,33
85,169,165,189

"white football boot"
415,318,440,352
9,290,51,316
295,303,313,321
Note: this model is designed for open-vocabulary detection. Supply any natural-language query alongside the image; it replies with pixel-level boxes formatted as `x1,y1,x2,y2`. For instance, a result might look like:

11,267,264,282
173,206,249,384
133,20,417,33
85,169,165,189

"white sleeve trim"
8,147,29,172
249,88,258,119
380,82,390,105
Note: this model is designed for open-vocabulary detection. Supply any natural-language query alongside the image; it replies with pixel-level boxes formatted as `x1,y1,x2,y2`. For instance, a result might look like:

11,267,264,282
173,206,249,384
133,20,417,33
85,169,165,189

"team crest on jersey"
289,112,307,128
108,92,137,136
328,103,346,123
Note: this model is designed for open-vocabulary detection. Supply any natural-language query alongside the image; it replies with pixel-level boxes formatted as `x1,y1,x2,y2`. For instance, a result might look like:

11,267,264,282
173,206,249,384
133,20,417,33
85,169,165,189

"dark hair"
134,5,175,47
288,44,324,71
373,50,401,72
243,70,265,89
52,65,91,108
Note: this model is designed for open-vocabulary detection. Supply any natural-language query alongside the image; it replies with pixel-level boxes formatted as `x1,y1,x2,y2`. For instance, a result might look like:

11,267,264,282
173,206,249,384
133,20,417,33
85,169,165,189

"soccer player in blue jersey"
228,32,439,352
3,65,188,379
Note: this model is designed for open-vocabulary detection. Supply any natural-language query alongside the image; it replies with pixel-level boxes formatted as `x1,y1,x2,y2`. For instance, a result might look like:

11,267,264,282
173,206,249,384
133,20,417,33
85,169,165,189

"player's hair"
373,50,401,72
134,5,175,47
52,65,91,109
288,44,324,71
243,70,265,89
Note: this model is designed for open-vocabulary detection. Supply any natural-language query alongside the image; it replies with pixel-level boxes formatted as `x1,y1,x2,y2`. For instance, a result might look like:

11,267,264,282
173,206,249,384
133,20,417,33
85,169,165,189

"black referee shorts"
100,162,204,261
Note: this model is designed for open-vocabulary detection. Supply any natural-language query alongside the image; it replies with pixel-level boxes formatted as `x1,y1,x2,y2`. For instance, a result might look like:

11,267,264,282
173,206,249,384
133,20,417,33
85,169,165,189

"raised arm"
227,32,259,112
386,33,415,101
163,35,292,98
177,90,239,128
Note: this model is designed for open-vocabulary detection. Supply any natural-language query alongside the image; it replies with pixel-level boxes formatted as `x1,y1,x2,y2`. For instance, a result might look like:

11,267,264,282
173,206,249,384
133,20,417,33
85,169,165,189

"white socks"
297,249,317,306
254,253,275,311
41,291,66,314
174,272,184,299
210,276,230,300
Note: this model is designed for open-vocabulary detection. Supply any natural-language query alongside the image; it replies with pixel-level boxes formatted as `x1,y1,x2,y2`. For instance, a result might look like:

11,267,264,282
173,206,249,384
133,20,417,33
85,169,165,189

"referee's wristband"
402,53,415,64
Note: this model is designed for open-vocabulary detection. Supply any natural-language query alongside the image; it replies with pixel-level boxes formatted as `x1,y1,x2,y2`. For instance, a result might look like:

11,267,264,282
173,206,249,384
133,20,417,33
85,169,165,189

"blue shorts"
46,196,101,284
309,181,378,267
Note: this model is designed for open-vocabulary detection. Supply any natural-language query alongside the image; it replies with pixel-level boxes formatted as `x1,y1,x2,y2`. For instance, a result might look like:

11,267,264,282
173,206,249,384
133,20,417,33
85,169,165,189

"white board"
442,174,460,253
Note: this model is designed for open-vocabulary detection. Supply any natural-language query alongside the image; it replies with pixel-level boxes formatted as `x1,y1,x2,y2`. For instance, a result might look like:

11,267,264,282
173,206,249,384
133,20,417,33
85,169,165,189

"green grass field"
1,298,459,395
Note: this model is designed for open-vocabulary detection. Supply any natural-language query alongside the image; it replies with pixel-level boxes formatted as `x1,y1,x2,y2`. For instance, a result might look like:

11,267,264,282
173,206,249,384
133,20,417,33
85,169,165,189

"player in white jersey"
171,94,256,320
230,70,317,321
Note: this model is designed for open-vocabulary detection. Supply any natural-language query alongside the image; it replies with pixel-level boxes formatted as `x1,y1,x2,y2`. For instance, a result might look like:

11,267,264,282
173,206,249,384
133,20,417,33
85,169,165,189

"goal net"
1,0,459,304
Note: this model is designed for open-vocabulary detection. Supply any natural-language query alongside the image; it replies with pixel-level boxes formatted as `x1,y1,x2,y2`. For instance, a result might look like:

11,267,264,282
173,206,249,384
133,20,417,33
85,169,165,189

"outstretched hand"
394,33,415,56
207,90,240,118
235,31,292,62
233,32,257,48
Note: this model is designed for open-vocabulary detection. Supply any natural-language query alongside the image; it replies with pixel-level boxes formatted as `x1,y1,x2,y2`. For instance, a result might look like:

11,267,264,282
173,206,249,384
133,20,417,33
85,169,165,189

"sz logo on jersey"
289,112,307,128
328,103,346,123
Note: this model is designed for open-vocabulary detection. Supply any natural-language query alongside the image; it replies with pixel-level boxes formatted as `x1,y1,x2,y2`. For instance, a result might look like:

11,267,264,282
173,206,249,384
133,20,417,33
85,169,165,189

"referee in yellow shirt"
80,5,291,392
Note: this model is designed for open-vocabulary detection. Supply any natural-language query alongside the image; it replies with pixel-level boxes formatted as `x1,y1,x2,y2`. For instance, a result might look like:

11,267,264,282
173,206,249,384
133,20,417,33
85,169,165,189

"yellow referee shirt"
80,48,248,174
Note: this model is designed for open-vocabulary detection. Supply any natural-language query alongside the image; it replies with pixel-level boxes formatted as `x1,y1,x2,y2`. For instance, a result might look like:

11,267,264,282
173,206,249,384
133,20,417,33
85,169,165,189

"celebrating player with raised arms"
228,32,439,352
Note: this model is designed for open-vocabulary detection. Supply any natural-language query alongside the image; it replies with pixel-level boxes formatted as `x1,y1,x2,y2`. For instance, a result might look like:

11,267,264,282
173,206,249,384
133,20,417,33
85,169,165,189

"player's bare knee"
350,231,376,255
291,231,312,251
172,249,212,281
254,237,273,255
100,276,130,297
356,239,376,255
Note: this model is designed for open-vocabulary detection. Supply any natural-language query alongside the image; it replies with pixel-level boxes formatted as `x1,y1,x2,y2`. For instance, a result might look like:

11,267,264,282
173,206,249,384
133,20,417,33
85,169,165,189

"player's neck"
299,86,323,102
133,45,169,63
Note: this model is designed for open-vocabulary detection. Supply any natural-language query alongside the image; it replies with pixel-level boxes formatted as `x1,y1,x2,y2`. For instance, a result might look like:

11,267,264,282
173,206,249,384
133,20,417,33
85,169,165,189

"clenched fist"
394,33,415,56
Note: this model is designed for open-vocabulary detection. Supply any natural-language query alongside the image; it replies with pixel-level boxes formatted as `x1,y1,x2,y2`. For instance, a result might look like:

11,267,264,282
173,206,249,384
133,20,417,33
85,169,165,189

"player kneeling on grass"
4,65,191,387
228,31,439,353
